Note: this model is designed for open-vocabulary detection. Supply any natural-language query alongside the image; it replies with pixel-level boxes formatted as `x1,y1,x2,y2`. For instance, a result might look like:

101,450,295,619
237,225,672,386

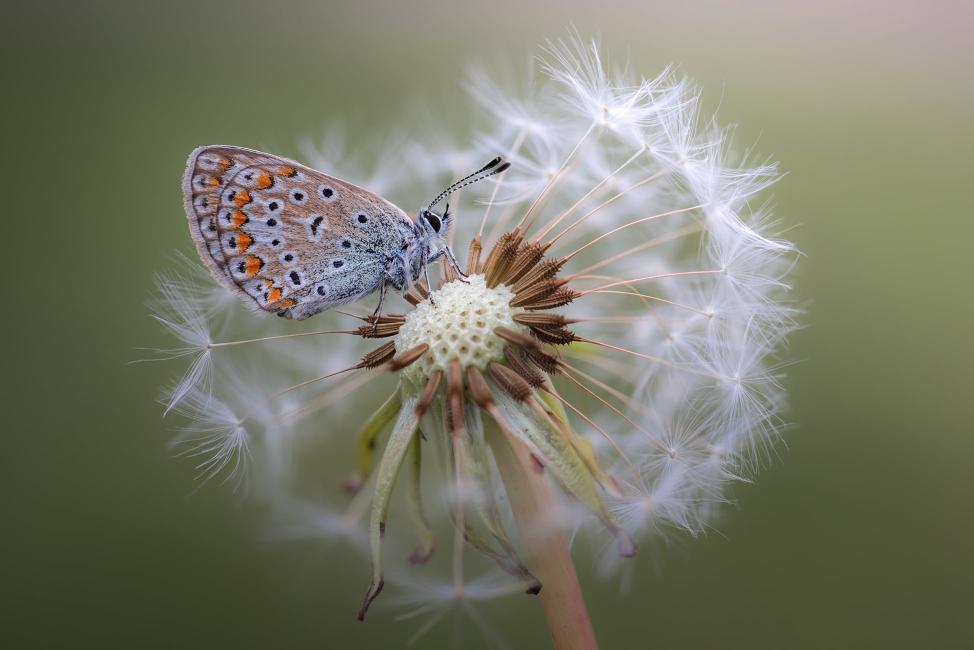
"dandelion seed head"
395,275,524,384
150,28,798,634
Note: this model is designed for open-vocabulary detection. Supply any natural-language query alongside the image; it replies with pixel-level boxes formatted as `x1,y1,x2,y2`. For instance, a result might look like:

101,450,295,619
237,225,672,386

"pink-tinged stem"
489,429,600,650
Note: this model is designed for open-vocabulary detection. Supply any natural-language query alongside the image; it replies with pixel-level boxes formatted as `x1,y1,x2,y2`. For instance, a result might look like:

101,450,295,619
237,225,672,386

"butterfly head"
398,156,511,287
418,202,451,242
415,155,510,253
403,205,452,282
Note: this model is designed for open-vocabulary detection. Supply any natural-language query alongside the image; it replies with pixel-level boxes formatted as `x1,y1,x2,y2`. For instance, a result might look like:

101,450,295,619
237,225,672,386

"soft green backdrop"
3,1,972,648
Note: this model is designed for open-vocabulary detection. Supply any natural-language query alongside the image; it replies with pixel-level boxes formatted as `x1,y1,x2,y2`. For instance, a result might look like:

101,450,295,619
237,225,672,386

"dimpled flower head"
152,30,797,646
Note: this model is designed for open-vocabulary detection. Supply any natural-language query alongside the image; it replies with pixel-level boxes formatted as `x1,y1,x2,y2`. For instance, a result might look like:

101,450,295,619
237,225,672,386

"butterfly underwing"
183,146,507,320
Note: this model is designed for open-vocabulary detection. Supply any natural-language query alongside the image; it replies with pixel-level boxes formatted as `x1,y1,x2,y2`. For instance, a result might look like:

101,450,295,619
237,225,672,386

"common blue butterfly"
183,146,508,320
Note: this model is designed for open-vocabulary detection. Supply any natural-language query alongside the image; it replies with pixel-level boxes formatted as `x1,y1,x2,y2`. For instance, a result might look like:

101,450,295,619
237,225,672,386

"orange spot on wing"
255,172,273,189
229,210,248,229
266,287,282,303
207,176,221,188
243,255,263,278
233,188,251,207
235,232,253,252
217,157,233,172
276,298,297,309
278,166,297,177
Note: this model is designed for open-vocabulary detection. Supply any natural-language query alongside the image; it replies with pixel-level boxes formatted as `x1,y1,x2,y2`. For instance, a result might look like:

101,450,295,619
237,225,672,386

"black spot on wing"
310,215,324,235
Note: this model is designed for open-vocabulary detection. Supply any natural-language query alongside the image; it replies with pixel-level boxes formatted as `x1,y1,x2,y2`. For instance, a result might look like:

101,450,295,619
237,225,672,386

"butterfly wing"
183,145,415,320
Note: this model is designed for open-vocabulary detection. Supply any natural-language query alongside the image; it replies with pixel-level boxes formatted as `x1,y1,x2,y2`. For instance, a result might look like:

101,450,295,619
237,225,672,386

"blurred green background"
3,1,972,648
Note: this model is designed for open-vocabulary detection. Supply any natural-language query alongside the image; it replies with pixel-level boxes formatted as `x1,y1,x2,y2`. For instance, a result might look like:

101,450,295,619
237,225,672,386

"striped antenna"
426,156,510,210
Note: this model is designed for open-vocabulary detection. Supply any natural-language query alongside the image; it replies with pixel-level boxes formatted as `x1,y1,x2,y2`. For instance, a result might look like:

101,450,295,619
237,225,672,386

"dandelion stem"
447,360,467,593
488,425,599,650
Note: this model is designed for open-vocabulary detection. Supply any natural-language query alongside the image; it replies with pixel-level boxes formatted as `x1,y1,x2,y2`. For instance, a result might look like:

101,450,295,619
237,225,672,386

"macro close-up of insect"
183,146,509,321
5,2,972,650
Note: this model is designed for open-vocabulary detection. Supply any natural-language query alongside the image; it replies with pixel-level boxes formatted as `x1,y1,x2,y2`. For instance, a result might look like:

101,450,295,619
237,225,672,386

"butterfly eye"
424,213,441,233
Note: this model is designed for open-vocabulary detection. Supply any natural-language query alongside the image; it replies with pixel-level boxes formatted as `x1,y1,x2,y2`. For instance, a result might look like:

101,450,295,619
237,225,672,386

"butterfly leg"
443,245,469,283
422,248,436,305
369,282,388,334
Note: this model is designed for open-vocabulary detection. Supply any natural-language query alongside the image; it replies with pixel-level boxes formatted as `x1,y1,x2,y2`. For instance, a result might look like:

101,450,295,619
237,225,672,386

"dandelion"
152,31,797,648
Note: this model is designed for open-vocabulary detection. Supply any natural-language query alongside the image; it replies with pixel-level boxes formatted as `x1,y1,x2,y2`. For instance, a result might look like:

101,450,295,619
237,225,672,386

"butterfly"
183,145,508,320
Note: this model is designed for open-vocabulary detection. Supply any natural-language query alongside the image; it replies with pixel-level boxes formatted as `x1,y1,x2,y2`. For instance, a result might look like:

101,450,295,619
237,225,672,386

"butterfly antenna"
426,156,511,210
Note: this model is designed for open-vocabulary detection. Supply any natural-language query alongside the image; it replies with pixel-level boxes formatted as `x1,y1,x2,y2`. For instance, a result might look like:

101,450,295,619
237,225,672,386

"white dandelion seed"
149,275,214,414
166,386,252,489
